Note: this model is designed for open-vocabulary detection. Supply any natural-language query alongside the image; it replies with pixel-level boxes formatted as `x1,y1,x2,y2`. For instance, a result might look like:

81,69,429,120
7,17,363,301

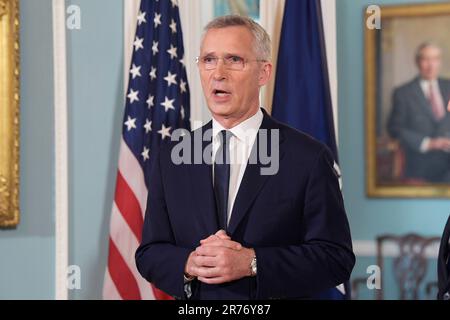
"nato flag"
272,0,338,160
271,0,349,299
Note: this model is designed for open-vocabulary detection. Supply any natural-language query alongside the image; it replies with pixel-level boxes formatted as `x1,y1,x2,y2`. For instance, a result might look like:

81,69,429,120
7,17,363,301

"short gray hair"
415,42,441,62
202,15,271,61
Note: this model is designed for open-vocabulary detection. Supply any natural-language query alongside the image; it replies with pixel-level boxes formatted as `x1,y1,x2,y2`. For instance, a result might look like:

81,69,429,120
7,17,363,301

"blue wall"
337,0,449,299
0,0,124,300
66,0,123,299
0,0,55,299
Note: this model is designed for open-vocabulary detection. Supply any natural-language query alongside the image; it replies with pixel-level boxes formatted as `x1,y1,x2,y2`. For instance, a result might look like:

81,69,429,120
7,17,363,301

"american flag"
103,0,190,300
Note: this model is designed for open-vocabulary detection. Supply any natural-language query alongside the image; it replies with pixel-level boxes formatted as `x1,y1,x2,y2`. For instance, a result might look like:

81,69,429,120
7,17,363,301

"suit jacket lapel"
412,78,437,122
438,79,450,118
228,110,285,235
188,121,220,234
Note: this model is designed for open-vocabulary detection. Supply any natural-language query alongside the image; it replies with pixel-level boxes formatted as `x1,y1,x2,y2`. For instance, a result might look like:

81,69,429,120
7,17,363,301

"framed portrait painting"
366,2,450,198
0,0,20,227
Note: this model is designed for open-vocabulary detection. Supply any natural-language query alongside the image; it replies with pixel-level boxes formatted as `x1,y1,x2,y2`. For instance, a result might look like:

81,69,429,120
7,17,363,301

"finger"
193,255,217,268
196,245,221,257
197,276,227,285
215,230,230,239
447,100,450,112
200,236,225,244
200,237,227,245
194,266,221,278
185,265,198,277
185,259,199,277
200,235,218,244
201,239,242,251
200,233,230,244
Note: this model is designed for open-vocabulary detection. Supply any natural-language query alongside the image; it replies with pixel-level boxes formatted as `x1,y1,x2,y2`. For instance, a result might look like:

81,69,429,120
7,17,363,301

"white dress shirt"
420,79,444,109
212,108,263,225
183,108,263,294
419,79,446,153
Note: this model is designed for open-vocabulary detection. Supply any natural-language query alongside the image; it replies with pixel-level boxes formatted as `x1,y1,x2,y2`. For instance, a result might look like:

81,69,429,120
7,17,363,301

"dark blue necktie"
214,130,232,232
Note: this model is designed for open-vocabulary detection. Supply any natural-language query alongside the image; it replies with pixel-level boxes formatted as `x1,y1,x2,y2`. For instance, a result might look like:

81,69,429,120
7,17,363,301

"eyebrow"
201,51,243,57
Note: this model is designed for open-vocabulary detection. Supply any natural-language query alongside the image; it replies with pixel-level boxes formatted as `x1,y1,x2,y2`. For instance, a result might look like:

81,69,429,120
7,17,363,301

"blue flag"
272,0,337,159
271,0,349,299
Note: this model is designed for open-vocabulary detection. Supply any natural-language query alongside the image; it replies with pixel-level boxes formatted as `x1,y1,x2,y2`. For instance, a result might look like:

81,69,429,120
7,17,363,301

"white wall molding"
320,0,338,142
124,0,140,95
178,0,211,128
260,0,285,115
52,0,69,300
353,240,439,258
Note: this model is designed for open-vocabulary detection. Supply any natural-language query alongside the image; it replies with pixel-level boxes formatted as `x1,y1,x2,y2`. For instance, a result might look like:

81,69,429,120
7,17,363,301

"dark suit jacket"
135,109,355,300
438,215,450,300
387,77,450,182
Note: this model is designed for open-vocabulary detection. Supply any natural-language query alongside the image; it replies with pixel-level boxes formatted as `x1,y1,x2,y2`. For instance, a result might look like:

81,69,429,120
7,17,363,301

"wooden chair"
352,233,441,300
376,137,405,183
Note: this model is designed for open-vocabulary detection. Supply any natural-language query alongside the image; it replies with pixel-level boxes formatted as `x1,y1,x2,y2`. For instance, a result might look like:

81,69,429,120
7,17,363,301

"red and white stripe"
102,139,171,300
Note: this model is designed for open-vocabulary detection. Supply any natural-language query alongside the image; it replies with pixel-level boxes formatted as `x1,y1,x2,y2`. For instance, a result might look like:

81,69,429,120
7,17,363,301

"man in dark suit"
135,15,355,300
388,43,450,182
438,215,450,300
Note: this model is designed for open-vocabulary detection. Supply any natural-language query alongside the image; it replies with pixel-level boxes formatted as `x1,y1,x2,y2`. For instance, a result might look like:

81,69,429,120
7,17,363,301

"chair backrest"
375,137,405,182
376,233,441,300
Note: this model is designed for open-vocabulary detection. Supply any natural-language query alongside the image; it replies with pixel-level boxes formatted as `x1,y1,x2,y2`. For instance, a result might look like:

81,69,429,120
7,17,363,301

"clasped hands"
184,230,255,284
429,137,450,152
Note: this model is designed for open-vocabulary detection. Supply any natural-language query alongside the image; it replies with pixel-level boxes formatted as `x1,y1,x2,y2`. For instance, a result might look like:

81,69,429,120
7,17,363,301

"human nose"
212,58,227,80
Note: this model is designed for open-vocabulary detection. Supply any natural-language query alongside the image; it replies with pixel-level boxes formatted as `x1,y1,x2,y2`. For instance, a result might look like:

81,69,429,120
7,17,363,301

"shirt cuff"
420,137,430,153
183,274,194,299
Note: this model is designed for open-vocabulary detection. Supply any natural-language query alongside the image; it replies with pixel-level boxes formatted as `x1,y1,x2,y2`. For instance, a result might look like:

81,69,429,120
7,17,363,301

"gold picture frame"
0,0,20,227
366,2,450,198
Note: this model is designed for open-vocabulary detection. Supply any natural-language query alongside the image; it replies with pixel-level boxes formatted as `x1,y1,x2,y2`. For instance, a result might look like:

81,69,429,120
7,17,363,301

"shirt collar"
420,78,439,87
212,108,263,145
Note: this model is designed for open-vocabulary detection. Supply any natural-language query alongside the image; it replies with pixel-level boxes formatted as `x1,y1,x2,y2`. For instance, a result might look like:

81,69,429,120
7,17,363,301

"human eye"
227,55,244,64
202,55,216,64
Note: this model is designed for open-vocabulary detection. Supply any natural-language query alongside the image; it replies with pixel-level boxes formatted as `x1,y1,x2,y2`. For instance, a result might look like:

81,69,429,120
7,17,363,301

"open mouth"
213,89,231,97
